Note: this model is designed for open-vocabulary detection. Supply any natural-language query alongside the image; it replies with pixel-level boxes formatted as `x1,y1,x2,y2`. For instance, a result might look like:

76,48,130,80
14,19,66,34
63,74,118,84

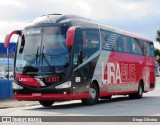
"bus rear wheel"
39,100,54,107
81,83,98,105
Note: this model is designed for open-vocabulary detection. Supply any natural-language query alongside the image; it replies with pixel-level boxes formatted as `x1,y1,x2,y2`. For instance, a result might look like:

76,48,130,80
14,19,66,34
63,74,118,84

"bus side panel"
93,50,147,97
108,52,144,92
150,58,156,85
144,56,155,91
107,51,148,93
92,50,116,93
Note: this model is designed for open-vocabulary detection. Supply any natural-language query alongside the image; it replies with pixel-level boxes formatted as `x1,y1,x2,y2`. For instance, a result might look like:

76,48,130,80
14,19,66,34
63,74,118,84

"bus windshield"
15,26,69,75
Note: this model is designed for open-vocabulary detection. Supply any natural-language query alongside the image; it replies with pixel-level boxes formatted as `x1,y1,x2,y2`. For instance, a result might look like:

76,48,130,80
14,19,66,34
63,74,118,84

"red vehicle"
4,14,155,107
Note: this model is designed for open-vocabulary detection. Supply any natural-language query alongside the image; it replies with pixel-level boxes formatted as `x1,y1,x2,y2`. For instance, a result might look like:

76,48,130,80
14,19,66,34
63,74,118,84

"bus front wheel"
39,100,54,107
81,83,99,105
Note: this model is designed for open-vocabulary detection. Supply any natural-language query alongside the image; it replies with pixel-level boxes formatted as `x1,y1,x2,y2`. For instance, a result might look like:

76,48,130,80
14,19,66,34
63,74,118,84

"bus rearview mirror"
66,27,75,47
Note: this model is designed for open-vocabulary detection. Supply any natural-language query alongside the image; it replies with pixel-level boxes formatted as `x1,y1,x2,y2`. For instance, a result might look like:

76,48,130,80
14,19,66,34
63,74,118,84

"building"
0,43,16,78
0,43,16,58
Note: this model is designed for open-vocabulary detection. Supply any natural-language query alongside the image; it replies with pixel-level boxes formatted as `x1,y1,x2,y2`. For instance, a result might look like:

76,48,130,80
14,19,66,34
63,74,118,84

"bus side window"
82,29,100,60
73,28,83,65
132,38,143,55
101,30,111,50
144,42,150,56
117,35,124,52
149,43,155,57
139,40,145,55
113,40,117,51
127,37,132,54
101,31,106,47
123,36,133,54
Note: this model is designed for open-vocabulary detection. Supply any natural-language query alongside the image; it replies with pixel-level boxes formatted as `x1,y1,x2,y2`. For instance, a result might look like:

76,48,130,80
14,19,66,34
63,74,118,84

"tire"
100,96,112,100
81,83,99,105
129,82,143,99
39,100,54,107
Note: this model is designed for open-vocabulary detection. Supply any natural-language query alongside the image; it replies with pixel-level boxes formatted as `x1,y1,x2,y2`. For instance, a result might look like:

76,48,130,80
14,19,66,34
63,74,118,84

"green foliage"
155,29,160,64
155,48,160,64
156,29,160,42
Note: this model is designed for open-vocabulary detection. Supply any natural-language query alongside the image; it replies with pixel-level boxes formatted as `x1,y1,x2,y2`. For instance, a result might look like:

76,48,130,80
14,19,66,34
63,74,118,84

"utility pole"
7,48,9,80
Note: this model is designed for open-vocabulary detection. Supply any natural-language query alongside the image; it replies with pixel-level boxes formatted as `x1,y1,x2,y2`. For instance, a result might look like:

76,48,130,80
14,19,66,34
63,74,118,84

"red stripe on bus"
14,93,89,101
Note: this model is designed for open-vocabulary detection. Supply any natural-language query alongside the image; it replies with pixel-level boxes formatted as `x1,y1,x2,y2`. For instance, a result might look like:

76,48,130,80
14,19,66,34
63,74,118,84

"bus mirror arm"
4,30,22,48
78,50,83,65
19,34,25,54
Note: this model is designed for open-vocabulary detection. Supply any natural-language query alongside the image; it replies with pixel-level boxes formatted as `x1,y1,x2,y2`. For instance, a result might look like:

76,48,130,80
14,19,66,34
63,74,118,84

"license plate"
45,76,60,83
32,93,42,97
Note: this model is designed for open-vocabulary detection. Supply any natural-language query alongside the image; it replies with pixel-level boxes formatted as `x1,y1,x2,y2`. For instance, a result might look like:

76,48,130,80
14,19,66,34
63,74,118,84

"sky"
0,0,160,48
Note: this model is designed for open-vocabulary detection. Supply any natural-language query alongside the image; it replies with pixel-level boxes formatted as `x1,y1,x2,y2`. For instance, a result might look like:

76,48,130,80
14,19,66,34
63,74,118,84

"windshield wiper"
36,46,39,64
41,46,55,73
41,47,69,73
24,46,39,65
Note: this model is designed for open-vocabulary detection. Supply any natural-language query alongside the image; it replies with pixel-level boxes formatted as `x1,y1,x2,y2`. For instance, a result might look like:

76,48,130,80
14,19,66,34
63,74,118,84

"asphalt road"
0,78,160,124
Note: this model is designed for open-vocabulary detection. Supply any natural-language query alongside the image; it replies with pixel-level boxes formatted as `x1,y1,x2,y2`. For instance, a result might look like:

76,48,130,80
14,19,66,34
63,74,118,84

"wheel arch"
91,79,100,96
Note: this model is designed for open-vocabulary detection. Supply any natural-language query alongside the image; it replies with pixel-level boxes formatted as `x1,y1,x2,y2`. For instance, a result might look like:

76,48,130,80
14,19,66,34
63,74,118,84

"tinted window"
82,29,100,58
101,30,111,49
149,43,155,57
73,28,83,65
142,40,149,56
101,30,119,51
116,35,124,52
73,28,100,66
126,37,132,54
101,30,133,54
100,29,151,56
131,38,143,55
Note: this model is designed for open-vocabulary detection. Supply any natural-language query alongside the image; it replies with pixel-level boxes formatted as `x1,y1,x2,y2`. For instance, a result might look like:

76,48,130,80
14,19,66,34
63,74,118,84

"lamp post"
7,48,9,80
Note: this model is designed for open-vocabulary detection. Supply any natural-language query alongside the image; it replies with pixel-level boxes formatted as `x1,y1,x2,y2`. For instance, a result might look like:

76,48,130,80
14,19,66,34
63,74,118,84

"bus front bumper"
13,92,89,101
13,81,89,101
14,93,88,101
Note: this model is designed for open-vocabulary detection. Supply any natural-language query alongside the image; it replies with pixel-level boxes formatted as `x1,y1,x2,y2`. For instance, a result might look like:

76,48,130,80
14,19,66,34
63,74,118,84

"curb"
0,99,39,109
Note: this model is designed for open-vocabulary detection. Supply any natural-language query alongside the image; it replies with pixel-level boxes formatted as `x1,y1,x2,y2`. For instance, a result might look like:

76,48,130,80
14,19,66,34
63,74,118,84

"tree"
155,29,160,64
156,29,160,43
155,48,160,64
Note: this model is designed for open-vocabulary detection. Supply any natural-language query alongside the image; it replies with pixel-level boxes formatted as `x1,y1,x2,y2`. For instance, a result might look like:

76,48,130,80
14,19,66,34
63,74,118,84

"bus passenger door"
71,27,100,95
72,28,86,94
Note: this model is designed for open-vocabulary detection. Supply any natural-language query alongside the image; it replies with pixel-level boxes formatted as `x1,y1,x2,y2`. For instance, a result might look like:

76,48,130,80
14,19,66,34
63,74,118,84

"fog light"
55,81,71,89
12,82,23,89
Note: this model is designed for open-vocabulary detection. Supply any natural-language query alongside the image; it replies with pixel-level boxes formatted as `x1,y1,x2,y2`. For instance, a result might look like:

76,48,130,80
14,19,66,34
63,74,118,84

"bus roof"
26,14,153,42
26,14,91,28
120,30,152,42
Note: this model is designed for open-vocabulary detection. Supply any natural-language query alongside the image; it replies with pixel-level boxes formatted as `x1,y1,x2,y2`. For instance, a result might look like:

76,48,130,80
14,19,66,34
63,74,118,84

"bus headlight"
12,82,23,89
55,81,71,89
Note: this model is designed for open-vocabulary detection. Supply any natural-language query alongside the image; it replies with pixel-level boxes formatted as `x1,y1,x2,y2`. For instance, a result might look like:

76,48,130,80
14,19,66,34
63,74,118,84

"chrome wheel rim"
139,85,143,96
89,88,96,99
